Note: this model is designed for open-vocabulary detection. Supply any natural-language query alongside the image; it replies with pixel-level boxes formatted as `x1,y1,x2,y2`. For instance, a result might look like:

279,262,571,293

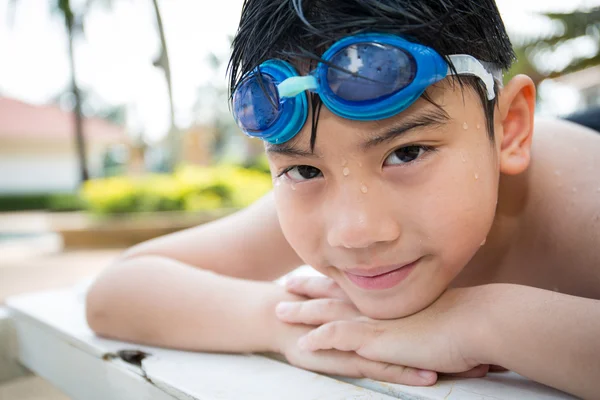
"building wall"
0,151,78,193
0,139,110,194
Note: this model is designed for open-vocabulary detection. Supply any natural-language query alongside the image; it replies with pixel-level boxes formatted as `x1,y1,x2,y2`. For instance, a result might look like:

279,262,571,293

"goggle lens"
233,73,281,133
326,43,417,102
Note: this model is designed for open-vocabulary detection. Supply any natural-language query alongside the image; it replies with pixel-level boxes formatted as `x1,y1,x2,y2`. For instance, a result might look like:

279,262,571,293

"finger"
299,320,371,352
290,349,437,387
276,299,361,325
285,276,349,300
442,364,490,378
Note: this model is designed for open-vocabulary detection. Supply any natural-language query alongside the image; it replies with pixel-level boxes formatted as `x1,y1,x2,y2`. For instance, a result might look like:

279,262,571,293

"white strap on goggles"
448,55,503,100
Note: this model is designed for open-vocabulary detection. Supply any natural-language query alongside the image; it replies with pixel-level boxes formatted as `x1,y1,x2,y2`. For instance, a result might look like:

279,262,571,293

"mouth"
344,259,420,290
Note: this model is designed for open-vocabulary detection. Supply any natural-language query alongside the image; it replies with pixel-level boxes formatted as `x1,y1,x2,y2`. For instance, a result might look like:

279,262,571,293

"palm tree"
507,7,600,84
542,8,600,78
150,0,179,170
59,0,89,182
8,0,115,184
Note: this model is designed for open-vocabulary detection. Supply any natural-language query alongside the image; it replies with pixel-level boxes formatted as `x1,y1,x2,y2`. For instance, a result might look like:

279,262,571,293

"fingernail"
417,369,436,382
275,302,292,316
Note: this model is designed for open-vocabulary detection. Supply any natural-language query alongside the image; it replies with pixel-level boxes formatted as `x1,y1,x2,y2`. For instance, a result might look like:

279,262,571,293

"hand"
272,278,439,386
279,276,495,381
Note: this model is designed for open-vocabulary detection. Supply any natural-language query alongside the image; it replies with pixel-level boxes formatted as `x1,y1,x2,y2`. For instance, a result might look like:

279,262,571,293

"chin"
352,294,431,320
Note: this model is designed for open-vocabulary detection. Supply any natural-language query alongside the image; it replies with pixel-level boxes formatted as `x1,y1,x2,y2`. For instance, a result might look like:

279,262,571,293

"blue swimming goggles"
232,33,502,144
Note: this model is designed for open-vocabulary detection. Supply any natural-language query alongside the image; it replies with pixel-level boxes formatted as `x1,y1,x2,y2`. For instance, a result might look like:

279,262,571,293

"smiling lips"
344,259,420,290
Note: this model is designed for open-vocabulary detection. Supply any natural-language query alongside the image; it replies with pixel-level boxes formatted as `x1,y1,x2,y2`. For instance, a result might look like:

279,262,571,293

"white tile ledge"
4,281,578,400
0,307,31,384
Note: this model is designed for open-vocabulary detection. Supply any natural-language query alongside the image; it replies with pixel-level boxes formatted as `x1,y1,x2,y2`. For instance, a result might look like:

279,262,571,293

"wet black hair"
228,0,516,148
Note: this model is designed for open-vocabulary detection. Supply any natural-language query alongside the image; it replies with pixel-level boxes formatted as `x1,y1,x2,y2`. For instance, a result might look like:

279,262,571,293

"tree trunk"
151,0,179,169
64,4,89,183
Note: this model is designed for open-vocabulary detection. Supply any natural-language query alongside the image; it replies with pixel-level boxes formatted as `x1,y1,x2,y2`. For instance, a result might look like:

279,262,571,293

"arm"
86,253,427,384
479,284,600,400
86,254,301,352
86,192,302,349
116,192,302,281
277,279,600,398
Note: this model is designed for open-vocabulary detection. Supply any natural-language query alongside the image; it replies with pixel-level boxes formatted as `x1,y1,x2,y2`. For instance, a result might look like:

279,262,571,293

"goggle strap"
278,75,319,98
447,55,499,100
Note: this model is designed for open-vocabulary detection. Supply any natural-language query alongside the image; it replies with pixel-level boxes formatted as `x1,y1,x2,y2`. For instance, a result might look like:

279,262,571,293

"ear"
496,75,536,175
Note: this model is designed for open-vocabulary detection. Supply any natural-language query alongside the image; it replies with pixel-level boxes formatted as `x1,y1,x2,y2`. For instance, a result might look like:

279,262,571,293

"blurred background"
0,0,598,397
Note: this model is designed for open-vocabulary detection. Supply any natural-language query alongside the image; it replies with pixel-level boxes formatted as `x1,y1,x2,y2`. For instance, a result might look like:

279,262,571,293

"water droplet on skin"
460,152,466,163
477,123,481,130
463,122,469,130
343,167,350,176
358,162,363,167
474,173,479,180
274,179,281,187
360,184,368,194
291,183,296,191
480,238,487,246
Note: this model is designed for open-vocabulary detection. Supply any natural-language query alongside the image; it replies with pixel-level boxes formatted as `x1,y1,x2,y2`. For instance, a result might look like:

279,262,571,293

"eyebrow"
265,108,450,158
265,141,323,159
361,108,450,151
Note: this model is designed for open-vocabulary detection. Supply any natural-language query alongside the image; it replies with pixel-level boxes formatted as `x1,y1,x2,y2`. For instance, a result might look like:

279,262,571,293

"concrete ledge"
50,209,236,249
0,308,30,384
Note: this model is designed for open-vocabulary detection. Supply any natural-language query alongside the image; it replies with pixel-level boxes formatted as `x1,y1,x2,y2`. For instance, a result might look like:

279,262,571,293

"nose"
326,184,401,249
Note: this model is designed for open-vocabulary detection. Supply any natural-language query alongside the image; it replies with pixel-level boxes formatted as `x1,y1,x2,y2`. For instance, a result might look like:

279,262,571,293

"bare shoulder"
524,117,600,296
530,117,600,201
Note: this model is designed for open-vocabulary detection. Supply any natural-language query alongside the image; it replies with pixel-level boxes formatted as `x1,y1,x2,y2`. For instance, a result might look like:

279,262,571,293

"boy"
85,1,600,398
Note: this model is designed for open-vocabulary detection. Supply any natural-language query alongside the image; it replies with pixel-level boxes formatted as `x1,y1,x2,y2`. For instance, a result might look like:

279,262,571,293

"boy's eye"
284,165,323,181
384,145,428,166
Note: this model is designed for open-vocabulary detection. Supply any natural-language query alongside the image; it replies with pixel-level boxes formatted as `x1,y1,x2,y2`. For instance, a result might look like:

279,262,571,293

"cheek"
422,150,499,268
273,186,323,264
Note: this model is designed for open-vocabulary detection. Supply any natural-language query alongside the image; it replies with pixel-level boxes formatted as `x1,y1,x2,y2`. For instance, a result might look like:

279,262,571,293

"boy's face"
267,81,502,319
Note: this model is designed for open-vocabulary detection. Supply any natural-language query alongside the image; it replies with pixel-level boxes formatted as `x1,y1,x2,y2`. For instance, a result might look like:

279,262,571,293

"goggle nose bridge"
277,75,319,98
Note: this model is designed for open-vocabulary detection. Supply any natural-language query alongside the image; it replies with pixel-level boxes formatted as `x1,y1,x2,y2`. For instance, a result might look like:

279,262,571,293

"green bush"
47,193,86,211
80,164,273,215
0,193,84,212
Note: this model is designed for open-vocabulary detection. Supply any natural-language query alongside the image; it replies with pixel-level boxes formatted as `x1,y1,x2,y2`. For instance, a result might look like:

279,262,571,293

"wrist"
458,284,506,366
258,284,305,354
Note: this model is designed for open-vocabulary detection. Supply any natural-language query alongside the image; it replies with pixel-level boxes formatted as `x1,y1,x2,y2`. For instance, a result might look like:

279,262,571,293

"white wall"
0,137,113,193
0,151,79,193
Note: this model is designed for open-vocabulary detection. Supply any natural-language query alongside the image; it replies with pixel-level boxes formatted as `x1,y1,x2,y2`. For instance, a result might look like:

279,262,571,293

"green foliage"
80,165,273,215
47,192,87,211
0,193,84,212
508,7,600,84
